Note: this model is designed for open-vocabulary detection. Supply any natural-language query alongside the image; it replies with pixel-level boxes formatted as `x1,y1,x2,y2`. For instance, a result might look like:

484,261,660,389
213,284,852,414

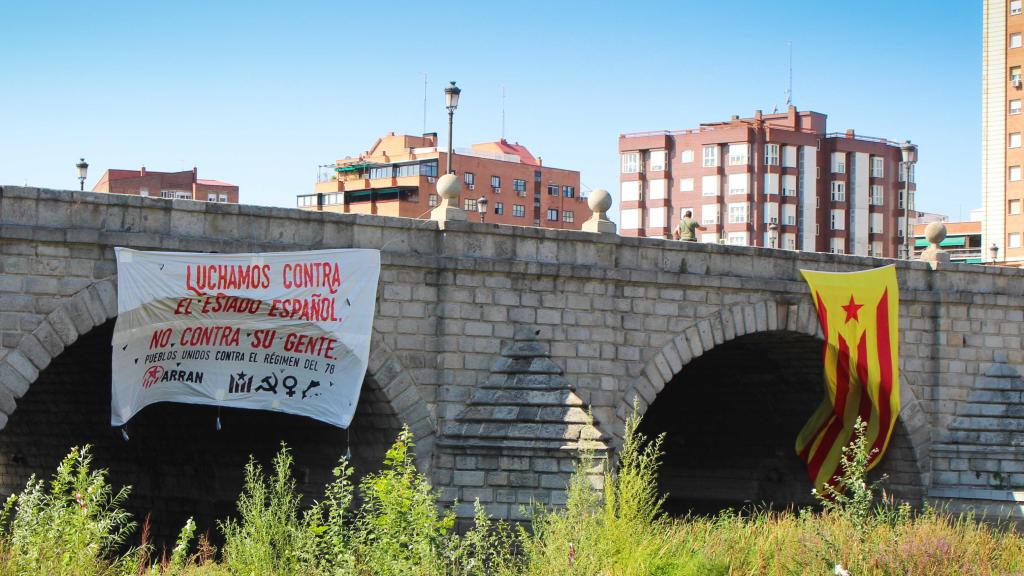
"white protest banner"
111,247,380,429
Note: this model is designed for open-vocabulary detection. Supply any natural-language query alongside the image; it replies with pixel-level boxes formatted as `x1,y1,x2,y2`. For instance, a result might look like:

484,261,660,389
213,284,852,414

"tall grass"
1,415,1023,575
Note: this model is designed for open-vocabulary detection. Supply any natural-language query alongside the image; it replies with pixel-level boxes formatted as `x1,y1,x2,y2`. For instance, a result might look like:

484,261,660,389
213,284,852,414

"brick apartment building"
983,0,1024,265
300,133,590,229
92,167,239,203
618,106,915,257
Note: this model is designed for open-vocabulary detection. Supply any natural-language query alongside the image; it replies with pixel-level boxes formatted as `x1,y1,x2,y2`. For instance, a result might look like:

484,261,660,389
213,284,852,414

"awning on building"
915,236,967,248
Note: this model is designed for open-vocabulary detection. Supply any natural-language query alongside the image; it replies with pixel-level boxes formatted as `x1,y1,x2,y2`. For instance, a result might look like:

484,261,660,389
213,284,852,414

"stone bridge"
0,185,1022,538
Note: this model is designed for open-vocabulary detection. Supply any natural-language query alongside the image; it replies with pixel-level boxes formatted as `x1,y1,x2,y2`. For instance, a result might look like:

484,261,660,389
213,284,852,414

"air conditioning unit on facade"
427,177,436,183
1015,78,1022,88
467,184,475,190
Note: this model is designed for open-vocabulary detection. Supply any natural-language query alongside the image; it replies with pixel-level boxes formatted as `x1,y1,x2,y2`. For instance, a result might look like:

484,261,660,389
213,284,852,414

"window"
727,232,748,246
428,194,439,207
764,144,780,165
1011,199,1022,215
622,208,640,229
1012,133,1022,148
870,212,884,234
297,194,318,207
727,202,748,224
621,181,641,201
870,156,884,178
831,152,846,173
679,178,694,192
870,241,883,257
534,170,542,183
563,185,575,198
1012,233,1023,248
831,209,846,230
394,161,437,178
830,238,846,254
898,190,905,209
139,187,149,197
782,174,797,196
1014,0,1022,14
1013,66,1022,85
1012,33,1023,48
464,198,478,211
648,207,667,228
831,181,846,201
649,150,667,171
648,179,667,199
701,232,719,243
513,179,526,195
547,184,559,196
512,204,525,217
369,166,393,179
547,208,558,221
728,143,749,165
763,202,779,224
681,149,694,163
563,210,574,223
701,175,720,196
494,201,504,215
702,145,719,167
1013,99,1023,114
728,173,748,195
162,190,192,200
782,204,796,225
621,152,640,173
870,184,884,206
1011,165,1022,181
785,233,797,250
322,193,342,205
491,175,501,191
782,145,797,168
701,204,720,225
464,172,475,188
207,193,217,202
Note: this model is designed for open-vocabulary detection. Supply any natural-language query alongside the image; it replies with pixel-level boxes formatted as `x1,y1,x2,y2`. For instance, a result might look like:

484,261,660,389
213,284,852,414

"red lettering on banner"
283,333,337,360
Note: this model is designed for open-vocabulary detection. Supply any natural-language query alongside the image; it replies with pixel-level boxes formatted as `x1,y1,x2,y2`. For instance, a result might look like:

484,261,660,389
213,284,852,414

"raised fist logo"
142,366,164,388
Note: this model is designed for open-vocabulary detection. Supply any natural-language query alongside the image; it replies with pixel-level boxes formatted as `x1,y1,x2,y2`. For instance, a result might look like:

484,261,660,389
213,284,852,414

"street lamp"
990,243,1000,264
444,81,461,174
476,196,488,223
767,222,779,249
900,141,918,259
76,158,89,191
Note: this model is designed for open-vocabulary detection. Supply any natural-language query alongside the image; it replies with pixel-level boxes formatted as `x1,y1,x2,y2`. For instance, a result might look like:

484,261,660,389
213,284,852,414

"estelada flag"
796,265,900,492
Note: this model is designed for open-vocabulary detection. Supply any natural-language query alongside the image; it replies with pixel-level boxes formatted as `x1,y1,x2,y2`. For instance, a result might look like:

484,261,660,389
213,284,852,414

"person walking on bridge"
674,210,706,241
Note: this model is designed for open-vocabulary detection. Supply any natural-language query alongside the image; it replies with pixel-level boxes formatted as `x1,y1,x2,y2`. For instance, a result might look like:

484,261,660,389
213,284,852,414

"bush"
350,426,454,576
0,445,137,576
218,443,319,575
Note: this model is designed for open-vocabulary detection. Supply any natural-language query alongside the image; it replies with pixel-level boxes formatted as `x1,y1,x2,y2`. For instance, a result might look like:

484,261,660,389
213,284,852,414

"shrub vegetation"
0,415,1021,575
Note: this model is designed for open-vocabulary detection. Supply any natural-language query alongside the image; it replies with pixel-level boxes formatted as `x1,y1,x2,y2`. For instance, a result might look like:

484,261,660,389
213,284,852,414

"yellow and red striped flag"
796,265,900,492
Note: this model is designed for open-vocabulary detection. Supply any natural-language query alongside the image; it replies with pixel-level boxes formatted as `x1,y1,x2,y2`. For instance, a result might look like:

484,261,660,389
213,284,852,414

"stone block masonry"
3,185,1024,521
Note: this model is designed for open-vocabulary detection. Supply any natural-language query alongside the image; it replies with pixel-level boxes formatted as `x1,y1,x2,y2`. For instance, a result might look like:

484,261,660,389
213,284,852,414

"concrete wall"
3,185,1024,521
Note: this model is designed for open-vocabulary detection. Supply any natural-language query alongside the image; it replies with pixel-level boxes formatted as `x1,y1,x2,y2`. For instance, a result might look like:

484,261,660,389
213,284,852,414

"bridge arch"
614,299,930,512
0,278,435,543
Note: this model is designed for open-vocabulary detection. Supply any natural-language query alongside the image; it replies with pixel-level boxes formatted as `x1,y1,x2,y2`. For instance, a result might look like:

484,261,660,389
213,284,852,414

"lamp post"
476,196,488,223
444,81,461,174
768,222,779,249
990,243,1000,264
900,141,918,259
76,158,89,191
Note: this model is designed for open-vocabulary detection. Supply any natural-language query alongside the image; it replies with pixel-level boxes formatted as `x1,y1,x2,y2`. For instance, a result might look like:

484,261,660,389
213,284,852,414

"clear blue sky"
0,1,980,221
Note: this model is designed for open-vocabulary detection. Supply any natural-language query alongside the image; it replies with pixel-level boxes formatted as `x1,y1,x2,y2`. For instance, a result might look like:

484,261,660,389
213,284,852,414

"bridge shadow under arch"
636,329,924,515
0,319,405,548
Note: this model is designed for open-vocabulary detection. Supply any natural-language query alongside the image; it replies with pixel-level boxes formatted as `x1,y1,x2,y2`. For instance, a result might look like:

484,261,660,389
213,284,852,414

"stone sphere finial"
924,221,947,247
436,173,461,201
588,189,612,214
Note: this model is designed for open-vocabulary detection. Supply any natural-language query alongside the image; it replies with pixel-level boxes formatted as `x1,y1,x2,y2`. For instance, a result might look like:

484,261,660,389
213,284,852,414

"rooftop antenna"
422,73,428,135
785,41,793,107
501,85,506,140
